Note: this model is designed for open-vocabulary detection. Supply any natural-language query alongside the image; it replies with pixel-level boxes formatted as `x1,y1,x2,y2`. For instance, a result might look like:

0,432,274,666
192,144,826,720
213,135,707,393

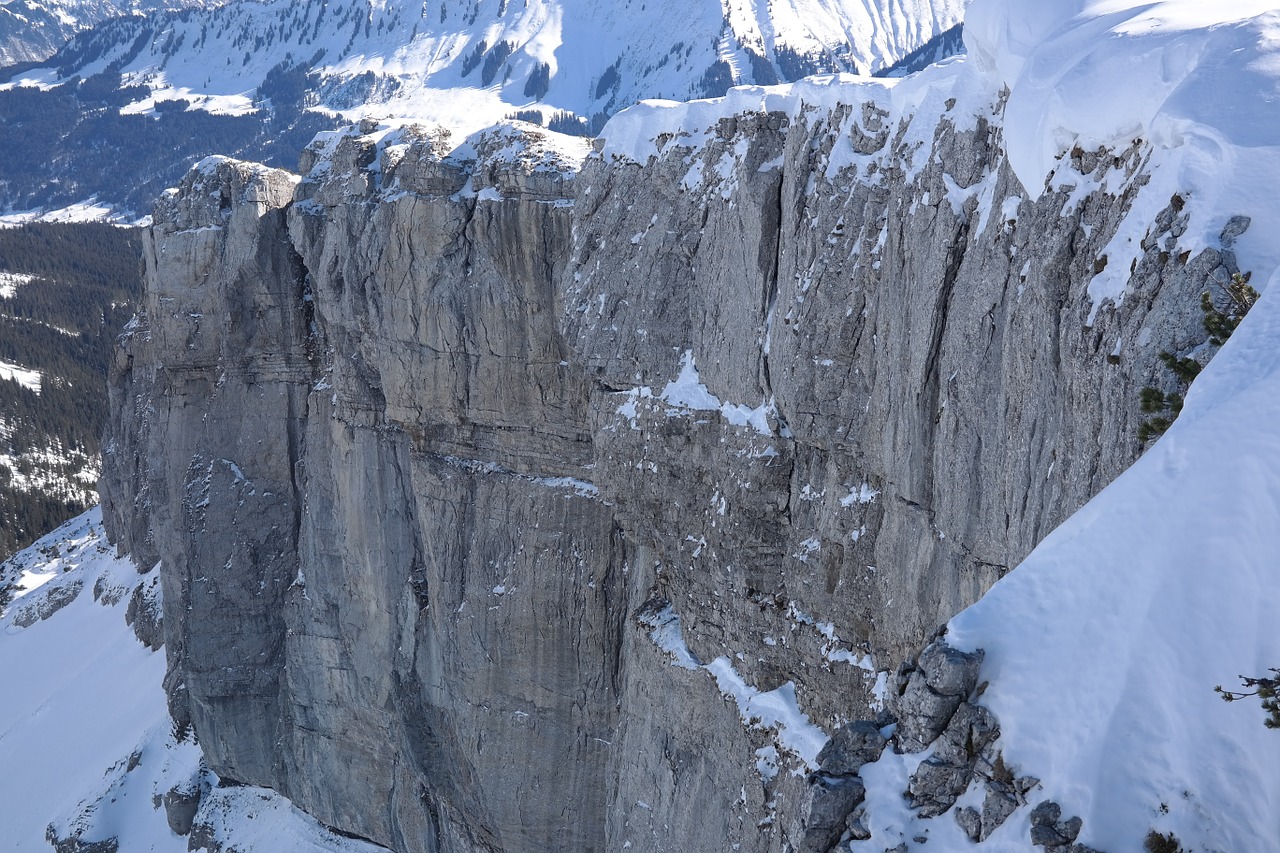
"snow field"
0,358,41,394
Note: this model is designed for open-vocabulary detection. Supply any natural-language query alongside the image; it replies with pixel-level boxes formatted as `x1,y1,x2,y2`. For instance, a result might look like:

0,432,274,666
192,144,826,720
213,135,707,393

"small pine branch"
1215,669,1280,729
1139,387,1166,414
1141,268,1255,444
1157,351,1202,383
1138,417,1172,443
1226,270,1259,315
1202,272,1260,345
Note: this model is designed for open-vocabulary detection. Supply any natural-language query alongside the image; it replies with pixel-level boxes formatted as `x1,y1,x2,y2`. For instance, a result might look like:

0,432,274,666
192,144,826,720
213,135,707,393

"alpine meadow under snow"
2,0,1280,851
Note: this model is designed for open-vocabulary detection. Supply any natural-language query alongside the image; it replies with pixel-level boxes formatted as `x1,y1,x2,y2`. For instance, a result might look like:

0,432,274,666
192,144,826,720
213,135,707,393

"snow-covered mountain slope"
0,508,393,852
827,1,1280,850
878,20,962,77
17,0,964,133
0,509,178,851
0,0,964,216
0,0,222,66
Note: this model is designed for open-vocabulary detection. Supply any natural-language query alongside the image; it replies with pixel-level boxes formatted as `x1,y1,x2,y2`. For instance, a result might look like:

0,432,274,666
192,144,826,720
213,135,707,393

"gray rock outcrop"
44,829,118,853
11,574,90,628
161,785,202,837
793,774,866,853
1031,801,1085,849
124,570,164,651
100,66,1244,851
954,770,1041,843
817,721,889,776
908,701,999,817
893,640,985,753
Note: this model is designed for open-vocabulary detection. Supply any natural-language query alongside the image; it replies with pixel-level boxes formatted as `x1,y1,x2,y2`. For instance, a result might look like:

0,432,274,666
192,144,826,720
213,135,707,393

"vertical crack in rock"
760,157,785,404
916,216,970,511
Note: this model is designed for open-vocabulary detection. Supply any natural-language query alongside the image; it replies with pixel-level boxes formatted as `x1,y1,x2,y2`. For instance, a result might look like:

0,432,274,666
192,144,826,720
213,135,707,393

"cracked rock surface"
101,67,1240,850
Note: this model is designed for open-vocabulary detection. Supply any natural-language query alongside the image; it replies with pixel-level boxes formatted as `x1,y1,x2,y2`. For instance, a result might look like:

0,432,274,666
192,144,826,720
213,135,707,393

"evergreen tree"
0,222,142,561
1138,270,1257,443
1216,670,1280,729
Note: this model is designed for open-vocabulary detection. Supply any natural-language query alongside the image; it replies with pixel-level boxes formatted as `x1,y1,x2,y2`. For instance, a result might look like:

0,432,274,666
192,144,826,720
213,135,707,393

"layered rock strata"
102,70,1243,851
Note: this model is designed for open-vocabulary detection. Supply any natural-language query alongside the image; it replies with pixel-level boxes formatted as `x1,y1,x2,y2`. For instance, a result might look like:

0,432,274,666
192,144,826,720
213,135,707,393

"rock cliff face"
101,63,1242,851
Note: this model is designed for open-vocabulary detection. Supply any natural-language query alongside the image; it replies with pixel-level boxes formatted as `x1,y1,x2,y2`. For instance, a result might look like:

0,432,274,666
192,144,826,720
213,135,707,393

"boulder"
920,642,984,697
906,702,1000,817
956,806,982,842
795,775,866,853
1220,215,1251,247
1030,800,1084,849
847,803,872,841
817,720,889,776
978,783,1021,840
162,785,202,836
908,758,973,818
895,642,984,753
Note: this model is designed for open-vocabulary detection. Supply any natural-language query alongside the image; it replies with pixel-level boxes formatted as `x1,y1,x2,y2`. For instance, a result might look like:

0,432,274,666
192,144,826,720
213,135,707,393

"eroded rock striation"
101,66,1244,851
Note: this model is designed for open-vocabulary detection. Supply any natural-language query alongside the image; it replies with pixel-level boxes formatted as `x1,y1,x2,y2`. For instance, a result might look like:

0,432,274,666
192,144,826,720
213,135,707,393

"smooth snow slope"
0,510,182,851
0,509,391,852
5,0,963,134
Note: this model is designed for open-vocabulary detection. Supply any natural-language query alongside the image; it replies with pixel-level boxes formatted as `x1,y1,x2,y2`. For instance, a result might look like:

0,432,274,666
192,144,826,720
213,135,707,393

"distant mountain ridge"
38,0,965,127
0,0,222,66
0,0,965,216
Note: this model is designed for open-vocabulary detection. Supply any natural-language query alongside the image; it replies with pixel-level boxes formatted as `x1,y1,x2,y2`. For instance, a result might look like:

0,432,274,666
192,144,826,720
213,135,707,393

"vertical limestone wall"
101,75,1243,850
